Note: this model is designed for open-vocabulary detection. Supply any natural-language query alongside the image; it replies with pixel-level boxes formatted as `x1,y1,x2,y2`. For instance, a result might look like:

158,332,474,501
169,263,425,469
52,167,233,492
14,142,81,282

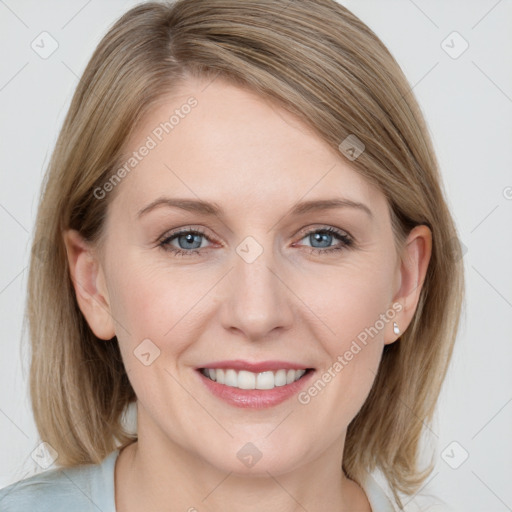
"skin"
63,76,432,512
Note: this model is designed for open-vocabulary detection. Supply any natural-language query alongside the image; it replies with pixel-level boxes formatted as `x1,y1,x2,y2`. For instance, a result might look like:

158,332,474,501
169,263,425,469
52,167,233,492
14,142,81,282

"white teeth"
256,371,274,390
224,369,237,387
238,370,256,389
201,368,307,390
275,369,287,386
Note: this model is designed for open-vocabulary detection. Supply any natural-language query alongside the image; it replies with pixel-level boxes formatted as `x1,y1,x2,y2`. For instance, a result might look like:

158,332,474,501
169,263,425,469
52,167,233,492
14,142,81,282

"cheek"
302,258,394,348
108,252,210,336
105,255,214,381
106,260,204,418
296,262,393,418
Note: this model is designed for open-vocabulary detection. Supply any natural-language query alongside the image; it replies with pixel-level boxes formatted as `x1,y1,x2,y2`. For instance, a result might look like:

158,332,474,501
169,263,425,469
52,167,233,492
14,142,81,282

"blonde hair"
26,0,464,508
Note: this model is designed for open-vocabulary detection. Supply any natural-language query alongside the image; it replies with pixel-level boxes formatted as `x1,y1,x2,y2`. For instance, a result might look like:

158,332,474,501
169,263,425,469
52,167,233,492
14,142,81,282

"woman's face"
72,76,419,475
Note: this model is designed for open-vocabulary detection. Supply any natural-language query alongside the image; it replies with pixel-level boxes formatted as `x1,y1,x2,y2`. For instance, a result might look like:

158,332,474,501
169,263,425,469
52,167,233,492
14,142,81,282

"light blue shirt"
0,449,396,511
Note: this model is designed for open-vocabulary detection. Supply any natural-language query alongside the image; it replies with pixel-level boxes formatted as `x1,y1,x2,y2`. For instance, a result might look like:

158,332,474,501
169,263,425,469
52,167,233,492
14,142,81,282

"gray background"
1,0,511,510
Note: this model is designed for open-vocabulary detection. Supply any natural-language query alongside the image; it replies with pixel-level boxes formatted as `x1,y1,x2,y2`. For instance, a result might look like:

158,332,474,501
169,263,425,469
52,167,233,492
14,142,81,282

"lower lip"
197,369,315,409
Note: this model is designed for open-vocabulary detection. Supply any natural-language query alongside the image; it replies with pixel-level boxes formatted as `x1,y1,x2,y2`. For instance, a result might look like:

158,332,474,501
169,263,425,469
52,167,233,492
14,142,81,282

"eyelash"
158,226,353,257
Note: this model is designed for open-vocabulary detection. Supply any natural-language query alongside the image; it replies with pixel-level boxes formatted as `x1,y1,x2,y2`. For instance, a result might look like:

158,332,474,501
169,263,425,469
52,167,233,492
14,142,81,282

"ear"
385,224,432,345
62,229,116,340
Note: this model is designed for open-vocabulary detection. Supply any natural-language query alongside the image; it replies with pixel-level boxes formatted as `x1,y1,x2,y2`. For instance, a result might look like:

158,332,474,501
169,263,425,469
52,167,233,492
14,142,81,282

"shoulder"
0,466,88,512
360,472,455,512
360,472,397,512
0,450,119,512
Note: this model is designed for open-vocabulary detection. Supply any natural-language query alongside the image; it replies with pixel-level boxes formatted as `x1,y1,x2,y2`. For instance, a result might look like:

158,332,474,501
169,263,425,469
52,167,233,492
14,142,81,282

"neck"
114,433,371,512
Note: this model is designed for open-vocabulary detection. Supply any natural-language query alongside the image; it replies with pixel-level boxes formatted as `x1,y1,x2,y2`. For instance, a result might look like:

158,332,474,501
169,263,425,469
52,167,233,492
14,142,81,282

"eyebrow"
137,197,373,219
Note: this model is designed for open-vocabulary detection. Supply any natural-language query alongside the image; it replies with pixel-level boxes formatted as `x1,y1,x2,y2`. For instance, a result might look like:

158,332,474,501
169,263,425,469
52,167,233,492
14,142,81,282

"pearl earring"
393,322,400,335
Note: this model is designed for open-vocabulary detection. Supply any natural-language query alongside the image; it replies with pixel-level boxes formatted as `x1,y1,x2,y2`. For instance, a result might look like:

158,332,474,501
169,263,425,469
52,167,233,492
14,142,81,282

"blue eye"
158,228,211,257
297,227,353,255
158,226,353,257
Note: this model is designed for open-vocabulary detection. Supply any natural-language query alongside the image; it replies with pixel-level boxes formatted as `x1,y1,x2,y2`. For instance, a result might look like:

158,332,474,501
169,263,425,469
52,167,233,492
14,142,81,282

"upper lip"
197,359,313,373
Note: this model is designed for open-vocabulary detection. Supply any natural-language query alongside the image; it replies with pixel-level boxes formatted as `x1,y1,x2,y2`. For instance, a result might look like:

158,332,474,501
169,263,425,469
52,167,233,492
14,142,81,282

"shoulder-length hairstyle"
26,0,464,508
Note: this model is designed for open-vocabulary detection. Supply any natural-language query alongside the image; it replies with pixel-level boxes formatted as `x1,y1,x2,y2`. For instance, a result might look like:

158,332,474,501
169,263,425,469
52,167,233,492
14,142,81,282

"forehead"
109,77,386,221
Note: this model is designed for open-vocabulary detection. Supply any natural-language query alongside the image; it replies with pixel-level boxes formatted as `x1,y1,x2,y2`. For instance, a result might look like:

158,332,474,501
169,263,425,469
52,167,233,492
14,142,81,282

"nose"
219,239,294,342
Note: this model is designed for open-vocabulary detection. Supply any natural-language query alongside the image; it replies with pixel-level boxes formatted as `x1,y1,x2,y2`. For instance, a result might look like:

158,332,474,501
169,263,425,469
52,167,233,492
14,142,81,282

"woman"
0,0,464,510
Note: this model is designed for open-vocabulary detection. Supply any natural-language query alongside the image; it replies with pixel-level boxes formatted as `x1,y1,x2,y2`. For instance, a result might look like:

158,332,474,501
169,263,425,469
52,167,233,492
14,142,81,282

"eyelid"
295,224,352,240
158,225,210,243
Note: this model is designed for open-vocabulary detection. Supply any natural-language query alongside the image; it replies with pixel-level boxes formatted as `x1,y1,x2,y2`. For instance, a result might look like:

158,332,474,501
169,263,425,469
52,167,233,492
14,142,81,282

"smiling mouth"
199,368,313,390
